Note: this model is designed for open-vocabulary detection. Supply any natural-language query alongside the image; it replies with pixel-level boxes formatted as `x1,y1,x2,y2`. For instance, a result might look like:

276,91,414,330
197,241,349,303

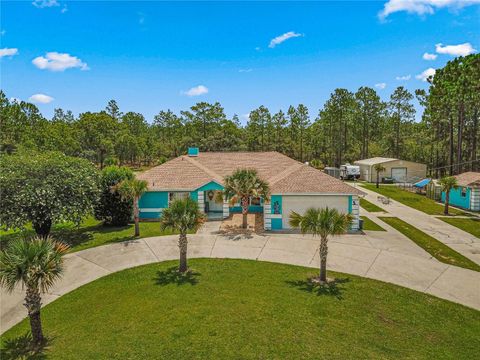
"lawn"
361,216,386,231
360,198,387,213
437,217,480,239
361,184,467,216
2,259,479,359
0,217,179,253
379,217,480,272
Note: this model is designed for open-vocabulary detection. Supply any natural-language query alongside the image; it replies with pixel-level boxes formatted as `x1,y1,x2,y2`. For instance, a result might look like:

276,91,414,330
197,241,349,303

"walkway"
358,186,480,265
2,223,479,334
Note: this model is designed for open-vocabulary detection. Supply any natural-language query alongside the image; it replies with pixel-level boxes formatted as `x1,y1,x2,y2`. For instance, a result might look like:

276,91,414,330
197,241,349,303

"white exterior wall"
223,196,230,219
281,195,349,229
470,188,480,211
351,195,360,231
197,191,205,213
263,202,272,230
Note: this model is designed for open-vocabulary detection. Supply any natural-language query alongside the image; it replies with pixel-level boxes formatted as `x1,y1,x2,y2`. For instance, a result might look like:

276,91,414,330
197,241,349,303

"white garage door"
391,168,407,182
282,195,349,229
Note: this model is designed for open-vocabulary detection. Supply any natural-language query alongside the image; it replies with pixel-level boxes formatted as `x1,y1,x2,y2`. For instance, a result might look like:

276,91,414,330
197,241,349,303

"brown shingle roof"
138,151,364,195
454,172,480,188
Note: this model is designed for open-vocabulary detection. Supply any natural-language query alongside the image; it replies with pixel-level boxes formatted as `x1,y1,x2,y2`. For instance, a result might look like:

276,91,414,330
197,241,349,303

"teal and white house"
137,149,364,231
441,172,480,212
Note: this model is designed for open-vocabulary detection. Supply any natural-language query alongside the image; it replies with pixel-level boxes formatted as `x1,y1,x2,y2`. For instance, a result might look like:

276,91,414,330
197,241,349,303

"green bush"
95,166,134,226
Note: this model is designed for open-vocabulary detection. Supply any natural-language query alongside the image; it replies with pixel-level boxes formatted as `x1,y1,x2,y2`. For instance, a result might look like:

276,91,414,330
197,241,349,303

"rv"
340,164,360,180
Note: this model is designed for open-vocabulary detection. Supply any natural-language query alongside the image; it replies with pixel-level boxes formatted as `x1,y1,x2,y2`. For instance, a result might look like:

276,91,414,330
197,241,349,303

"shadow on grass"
1,333,49,360
154,267,200,286
286,277,351,300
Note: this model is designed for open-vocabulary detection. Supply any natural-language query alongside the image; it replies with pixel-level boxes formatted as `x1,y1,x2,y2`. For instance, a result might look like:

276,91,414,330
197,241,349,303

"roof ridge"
182,155,224,184
268,162,304,186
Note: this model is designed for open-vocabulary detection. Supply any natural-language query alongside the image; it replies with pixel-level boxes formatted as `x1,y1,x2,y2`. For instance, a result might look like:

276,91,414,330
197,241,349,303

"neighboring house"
137,148,365,231
441,172,480,211
354,157,427,183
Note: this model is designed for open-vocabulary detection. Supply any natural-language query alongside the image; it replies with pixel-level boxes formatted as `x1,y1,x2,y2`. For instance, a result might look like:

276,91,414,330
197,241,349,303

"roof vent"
188,147,199,157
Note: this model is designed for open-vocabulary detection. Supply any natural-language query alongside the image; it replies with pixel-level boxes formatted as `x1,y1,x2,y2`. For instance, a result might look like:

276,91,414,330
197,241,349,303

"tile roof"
138,151,364,195
454,172,480,187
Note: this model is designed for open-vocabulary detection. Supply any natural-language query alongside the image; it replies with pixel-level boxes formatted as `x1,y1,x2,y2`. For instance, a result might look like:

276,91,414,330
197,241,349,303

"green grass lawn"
2,259,479,359
379,217,480,272
0,217,179,253
361,184,468,216
360,198,387,213
361,216,386,231
437,217,480,238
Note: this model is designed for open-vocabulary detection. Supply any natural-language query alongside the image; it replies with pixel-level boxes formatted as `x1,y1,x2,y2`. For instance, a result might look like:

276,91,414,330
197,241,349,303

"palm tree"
160,198,205,273
439,176,458,215
115,178,148,237
289,207,352,283
222,169,270,229
373,164,386,188
0,236,68,346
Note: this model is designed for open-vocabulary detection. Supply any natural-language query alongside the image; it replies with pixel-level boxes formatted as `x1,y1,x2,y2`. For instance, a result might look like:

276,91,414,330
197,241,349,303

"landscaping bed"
2,259,479,359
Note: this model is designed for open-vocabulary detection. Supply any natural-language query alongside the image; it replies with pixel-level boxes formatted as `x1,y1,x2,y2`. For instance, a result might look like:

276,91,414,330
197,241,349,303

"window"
169,192,190,204
461,188,467,198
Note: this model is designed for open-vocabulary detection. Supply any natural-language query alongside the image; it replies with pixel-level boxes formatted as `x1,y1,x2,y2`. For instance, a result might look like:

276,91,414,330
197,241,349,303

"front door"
204,190,223,213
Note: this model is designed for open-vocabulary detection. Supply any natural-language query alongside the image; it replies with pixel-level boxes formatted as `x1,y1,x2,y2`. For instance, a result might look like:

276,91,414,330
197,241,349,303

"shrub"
95,166,134,226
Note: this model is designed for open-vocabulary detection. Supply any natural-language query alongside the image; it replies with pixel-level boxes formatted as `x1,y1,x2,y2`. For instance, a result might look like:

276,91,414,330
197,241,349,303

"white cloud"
416,67,436,81
395,74,411,80
423,52,437,60
379,0,480,19
435,42,477,56
0,48,18,58
9,97,21,103
32,0,59,8
375,82,387,89
29,93,54,104
32,52,89,71
0,30,6,36
183,85,208,97
239,68,252,73
61,4,68,13
240,114,250,122
269,31,303,48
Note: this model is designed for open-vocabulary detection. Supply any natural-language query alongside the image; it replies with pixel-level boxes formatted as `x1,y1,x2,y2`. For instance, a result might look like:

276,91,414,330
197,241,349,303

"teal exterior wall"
230,205,263,213
188,147,199,156
271,195,282,215
441,187,471,210
139,191,168,219
348,195,352,214
196,181,224,192
271,218,282,230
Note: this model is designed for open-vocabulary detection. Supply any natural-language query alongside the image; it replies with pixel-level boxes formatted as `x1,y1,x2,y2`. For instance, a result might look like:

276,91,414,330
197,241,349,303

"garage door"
391,168,407,182
282,195,349,229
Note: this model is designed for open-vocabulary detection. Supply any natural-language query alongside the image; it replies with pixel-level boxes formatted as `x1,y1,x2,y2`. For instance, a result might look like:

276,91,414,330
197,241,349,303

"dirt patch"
219,213,264,234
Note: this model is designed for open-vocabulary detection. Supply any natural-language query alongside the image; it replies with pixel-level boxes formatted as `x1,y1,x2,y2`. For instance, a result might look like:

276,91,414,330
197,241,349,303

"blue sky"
1,0,479,123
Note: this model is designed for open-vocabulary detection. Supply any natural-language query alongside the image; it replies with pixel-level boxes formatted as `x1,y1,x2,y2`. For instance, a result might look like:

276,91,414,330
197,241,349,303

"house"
354,157,427,183
441,172,480,211
137,148,365,231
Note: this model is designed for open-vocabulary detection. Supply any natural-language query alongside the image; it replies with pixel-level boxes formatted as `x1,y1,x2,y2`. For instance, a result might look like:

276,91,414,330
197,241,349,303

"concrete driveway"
358,185,480,265
2,220,479,334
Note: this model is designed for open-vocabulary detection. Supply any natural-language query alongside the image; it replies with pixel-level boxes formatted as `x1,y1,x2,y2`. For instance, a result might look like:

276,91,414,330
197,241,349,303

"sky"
1,0,479,124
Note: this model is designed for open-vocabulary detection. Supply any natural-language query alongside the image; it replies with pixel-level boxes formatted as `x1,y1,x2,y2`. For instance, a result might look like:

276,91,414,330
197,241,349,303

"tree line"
1,54,478,175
